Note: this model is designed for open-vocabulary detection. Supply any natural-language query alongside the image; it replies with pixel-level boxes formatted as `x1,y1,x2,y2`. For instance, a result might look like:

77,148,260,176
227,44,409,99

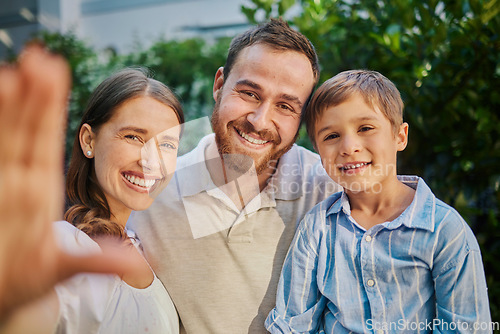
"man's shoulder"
176,134,214,168
289,143,319,163
282,144,324,176
269,145,341,201
305,191,343,220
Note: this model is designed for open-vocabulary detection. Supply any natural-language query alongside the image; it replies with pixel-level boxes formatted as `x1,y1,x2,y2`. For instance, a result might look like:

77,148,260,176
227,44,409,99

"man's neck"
204,141,276,211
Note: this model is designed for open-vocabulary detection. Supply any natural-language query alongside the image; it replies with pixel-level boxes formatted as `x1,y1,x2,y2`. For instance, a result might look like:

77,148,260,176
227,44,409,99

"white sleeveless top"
53,221,179,334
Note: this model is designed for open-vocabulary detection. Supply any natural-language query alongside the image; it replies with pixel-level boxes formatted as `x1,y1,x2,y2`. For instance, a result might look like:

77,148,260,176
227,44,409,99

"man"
128,18,341,333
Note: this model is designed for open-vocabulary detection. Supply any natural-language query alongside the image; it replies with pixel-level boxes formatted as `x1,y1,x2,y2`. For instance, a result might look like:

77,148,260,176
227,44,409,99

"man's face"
211,43,316,175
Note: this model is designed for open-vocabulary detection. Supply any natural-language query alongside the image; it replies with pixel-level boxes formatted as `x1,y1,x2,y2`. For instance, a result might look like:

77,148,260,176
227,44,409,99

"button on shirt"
266,176,491,334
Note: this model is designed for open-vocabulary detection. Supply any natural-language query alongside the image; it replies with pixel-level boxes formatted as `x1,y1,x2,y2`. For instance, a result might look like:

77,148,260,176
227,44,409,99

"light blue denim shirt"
266,176,491,334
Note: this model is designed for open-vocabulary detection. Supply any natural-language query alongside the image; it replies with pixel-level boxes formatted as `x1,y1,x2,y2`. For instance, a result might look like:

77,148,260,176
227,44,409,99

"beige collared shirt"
128,134,341,334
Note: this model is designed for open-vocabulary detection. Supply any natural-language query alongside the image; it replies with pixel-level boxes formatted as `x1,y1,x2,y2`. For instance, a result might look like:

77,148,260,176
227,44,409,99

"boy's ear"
396,122,409,151
79,123,96,158
213,67,224,101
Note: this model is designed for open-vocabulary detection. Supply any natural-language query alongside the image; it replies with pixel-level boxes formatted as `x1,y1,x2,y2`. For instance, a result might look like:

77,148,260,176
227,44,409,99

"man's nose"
246,101,273,132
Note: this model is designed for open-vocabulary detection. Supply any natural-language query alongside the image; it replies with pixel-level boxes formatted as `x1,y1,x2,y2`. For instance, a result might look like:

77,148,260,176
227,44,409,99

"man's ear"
79,123,96,158
396,122,409,152
213,67,224,101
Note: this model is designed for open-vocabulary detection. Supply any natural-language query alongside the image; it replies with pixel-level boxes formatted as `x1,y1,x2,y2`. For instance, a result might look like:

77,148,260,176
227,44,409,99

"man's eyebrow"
235,79,261,90
280,93,303,109
236,79,304,109
118,126,148,134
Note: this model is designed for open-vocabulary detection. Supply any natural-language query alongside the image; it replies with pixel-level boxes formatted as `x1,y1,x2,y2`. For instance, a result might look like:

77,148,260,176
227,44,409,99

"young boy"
265,70,491,333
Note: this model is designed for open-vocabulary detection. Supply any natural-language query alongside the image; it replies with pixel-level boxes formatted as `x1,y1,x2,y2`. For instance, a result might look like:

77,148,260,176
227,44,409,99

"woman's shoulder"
53,220,101,255
102,275,179,333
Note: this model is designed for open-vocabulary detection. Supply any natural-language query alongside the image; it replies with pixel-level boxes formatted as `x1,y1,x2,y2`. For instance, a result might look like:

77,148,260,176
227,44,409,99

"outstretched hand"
0,46,141,319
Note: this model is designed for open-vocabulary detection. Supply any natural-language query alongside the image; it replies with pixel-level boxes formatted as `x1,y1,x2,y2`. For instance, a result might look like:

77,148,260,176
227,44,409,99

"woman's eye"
159,142,177,150
125,134,142,143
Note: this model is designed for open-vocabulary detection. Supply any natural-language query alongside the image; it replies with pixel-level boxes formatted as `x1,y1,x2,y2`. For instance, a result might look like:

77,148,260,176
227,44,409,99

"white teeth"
341,162,369,170
237,130,268,145
124,174,156,188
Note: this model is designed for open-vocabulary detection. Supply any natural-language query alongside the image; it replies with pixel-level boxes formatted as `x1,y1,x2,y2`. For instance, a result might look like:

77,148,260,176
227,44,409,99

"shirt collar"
326,176,436,232
174,134,216,197
263,144,304,201
174,134,303,202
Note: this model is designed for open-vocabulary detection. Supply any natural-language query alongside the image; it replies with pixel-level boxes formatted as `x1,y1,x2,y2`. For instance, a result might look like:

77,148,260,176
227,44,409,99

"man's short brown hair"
223,18,320,87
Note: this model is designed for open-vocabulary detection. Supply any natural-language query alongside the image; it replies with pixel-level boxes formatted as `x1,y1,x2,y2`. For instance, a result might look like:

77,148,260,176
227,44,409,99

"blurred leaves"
34,32,230,160
34,0,499,320
244,0,500,321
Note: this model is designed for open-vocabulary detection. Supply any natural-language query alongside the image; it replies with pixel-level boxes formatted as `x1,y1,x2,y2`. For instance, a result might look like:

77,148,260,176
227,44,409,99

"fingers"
0,65,23,165
18,45,71,169
56,240,144,281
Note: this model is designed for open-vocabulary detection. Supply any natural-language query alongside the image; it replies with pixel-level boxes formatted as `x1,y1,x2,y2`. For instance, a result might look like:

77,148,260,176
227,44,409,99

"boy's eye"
359,126,373,132
324,133,339,141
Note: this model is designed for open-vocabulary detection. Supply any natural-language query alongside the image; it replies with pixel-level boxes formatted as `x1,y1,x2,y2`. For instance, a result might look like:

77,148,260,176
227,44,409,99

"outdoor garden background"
5,0,499,324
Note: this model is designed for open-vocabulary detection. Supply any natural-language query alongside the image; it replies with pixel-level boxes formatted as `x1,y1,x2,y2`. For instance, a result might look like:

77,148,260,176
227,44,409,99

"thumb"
56,238,144,281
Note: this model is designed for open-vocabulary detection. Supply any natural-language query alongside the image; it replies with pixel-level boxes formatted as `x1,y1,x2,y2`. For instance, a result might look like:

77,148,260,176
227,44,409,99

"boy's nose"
340,135,362,156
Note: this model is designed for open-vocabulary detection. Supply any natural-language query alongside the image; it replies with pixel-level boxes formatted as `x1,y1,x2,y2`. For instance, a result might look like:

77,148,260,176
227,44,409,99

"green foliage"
34,31,102,158
33,33,230,161
31,0,499,320
107,37,231,121
244,0,500,321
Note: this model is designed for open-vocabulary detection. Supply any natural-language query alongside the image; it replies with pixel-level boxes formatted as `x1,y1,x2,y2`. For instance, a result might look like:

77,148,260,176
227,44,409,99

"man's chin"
215,133,294,175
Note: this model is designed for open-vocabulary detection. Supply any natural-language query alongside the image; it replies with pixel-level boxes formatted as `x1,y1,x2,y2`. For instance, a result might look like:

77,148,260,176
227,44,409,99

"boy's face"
314,94,408,193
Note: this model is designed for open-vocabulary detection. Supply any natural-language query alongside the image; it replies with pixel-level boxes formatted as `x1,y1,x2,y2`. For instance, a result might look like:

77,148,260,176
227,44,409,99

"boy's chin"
337,180,384,195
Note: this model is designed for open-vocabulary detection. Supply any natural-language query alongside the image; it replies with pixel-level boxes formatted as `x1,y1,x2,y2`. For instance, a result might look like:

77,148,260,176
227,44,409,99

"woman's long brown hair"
64,68,184,240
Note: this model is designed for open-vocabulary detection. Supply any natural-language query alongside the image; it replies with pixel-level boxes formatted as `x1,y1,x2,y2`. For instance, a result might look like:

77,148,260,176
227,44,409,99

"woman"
49,68,184,333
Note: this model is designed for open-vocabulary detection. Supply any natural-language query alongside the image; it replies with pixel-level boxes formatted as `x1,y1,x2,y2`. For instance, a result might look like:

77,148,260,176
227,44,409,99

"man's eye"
278,104,294,113
241,91,258,100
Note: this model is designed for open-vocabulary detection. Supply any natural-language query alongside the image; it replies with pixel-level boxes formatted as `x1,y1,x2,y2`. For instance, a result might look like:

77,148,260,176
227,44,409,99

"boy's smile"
314,93,408,193
338,161,371,174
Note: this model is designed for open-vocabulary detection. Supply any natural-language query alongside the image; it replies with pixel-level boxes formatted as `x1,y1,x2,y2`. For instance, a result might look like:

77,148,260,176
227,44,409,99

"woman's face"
81,96,181,223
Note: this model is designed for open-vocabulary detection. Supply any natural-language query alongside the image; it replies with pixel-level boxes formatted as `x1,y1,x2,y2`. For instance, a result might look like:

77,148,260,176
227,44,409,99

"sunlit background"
0,0,256,58
1,0,499,324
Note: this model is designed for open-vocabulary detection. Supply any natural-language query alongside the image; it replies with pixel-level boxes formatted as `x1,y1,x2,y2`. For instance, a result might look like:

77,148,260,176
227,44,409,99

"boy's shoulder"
300,191,344,229
404,176,481,253
309,191,343,215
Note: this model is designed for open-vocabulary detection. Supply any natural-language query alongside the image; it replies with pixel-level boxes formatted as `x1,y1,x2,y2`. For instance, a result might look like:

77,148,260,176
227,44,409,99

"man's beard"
210,93,297,175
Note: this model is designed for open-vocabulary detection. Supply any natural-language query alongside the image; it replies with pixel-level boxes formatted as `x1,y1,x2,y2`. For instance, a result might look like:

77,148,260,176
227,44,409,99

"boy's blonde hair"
305,70,404,147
